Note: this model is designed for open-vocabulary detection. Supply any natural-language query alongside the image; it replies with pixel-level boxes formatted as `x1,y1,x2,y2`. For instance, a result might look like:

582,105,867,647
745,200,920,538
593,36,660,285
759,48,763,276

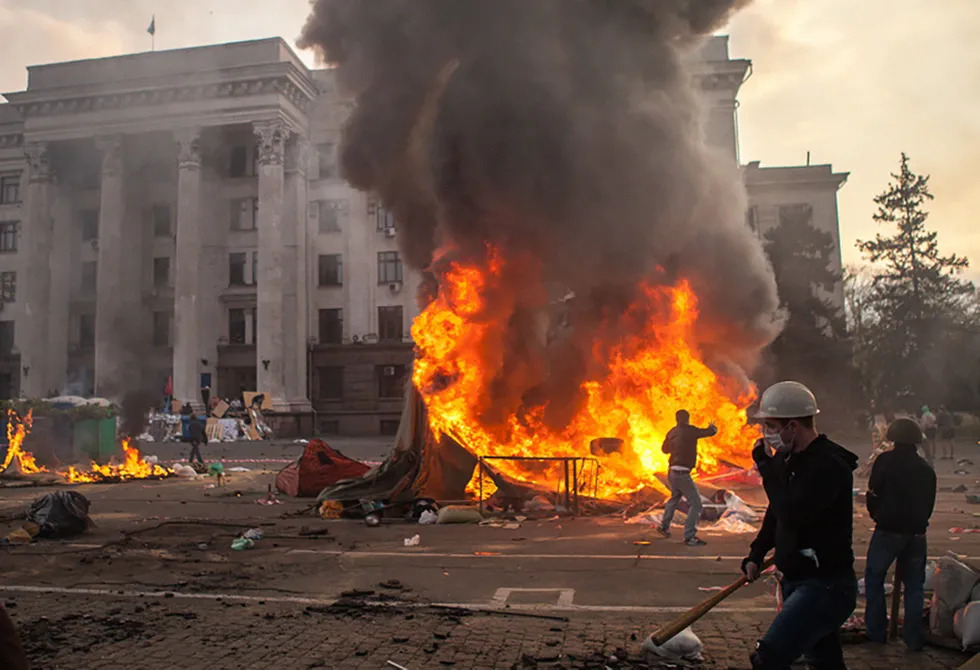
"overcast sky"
1,0,977,282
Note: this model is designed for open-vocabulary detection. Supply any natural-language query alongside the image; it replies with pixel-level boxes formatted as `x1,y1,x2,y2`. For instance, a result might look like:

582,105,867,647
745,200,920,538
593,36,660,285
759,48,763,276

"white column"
253,120,288,408
17,142,53,397
172,129,202,409
93,135,126,398
283,138,312,410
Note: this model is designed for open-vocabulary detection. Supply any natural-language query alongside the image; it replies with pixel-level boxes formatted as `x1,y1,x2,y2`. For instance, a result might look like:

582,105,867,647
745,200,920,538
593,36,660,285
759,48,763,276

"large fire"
412,250,758,500
64,437,171,483
1,409,47,475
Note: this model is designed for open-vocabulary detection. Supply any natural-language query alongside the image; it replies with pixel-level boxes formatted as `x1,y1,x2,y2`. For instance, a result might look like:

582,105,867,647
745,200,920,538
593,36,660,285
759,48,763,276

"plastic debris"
228,467,251,472
243,528,264,541
954,601,980,649
418,510,438,525
642,627,703,661
930,556,979,637
25,491,93,538
173,464,198,478
231,537,255,551
404,534,421,547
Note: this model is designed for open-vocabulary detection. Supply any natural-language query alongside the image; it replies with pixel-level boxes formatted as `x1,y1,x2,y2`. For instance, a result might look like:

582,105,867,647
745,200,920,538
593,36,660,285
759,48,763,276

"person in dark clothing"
657,409,717,546
187,416,207,465
742,381,859,670
201,386,212,417
865,417,936,650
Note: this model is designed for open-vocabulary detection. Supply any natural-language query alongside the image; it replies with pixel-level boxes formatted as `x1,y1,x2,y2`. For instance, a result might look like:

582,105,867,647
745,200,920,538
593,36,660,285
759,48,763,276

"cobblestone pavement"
4,591,970,669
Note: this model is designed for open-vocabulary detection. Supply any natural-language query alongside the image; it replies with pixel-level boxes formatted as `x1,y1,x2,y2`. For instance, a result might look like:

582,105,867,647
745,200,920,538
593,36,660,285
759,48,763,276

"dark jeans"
753,574,857,669
660,468,702,541
189,440,204,464
864,528,927,649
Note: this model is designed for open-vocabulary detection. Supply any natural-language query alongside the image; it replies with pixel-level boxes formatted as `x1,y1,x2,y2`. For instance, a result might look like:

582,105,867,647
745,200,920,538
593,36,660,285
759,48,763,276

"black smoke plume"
300,0,781,425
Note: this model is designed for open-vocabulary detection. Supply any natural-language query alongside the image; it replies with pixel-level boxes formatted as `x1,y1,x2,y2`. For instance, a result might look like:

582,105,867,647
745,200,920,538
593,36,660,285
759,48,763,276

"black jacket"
188,419,208,444
867,444,936,535
662,423,717,470
744,435,859,581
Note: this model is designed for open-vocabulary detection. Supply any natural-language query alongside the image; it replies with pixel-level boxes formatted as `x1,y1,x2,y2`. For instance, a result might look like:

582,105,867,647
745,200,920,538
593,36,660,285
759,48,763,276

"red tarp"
275,439,370,497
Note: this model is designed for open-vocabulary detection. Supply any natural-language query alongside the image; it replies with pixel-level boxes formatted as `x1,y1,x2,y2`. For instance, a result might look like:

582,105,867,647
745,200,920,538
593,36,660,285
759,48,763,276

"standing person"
741,381,859,669
919,405,937,465
865,418,936,650
936,406,955,460
187,415,207,465
656,409,717,547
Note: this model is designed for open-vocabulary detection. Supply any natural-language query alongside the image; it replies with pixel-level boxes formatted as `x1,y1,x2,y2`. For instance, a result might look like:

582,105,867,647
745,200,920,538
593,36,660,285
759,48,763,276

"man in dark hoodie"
741,381,859,669
865,417,936,650
187,415,207,465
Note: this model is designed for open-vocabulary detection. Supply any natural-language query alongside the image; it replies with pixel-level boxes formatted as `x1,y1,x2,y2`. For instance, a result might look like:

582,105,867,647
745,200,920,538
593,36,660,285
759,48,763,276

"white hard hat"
755,381,820,419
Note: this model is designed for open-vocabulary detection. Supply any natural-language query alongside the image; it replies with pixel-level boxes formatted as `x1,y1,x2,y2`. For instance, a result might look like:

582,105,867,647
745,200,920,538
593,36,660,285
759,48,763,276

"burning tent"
275,439,371,497
302,0,781,502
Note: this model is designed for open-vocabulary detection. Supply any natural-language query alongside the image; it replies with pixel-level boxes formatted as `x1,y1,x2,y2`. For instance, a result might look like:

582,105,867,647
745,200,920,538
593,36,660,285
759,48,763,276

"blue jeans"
864,528,927,649
754,575,857,669
660,469,702,542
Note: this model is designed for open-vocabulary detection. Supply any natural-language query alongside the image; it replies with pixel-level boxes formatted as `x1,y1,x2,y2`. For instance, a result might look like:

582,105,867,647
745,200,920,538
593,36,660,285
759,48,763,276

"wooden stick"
890,564,903,640
650,557,774,646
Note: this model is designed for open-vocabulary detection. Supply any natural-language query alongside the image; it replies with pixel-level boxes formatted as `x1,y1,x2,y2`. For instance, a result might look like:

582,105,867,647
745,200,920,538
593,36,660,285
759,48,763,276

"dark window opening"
0,175,20,204
153,257,170,288
377,364,407,399
152,311,170,347
229,145,249,178
78,314,95,350
318,308,343,344
152,204,171,237
377,251,403,284
0,321,14,354
0,272,16,302
228,308,246,344
318,254,343,286
80,262,97,294
229,252,247,286
378,306,404,343
79,209,99,241
380,419,400,436
318,366,343,400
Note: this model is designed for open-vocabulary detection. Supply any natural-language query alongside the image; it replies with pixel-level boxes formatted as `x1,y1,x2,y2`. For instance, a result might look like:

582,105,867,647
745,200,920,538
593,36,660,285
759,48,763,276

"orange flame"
64,437,171,483
1,409,46,474
412,251,758,500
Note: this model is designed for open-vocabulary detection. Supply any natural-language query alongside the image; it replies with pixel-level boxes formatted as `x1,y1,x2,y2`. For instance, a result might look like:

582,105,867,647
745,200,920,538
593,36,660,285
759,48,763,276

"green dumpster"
73,418,118,463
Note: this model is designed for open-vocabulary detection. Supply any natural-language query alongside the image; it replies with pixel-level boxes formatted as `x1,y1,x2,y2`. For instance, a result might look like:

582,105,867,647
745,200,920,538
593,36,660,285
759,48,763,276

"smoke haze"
300,0,781,421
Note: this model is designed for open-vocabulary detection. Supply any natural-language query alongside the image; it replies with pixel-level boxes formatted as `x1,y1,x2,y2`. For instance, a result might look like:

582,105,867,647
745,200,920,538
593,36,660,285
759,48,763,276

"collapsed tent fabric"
275,439,371,497
317,385,478,504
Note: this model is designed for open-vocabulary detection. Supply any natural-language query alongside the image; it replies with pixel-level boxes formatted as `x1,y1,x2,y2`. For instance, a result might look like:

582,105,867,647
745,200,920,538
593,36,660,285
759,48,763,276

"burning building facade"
0,26,846,437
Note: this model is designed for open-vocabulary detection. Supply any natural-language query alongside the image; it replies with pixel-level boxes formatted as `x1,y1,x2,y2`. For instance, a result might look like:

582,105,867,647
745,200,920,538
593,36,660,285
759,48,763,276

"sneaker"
656,526,670,538
685,537,707,546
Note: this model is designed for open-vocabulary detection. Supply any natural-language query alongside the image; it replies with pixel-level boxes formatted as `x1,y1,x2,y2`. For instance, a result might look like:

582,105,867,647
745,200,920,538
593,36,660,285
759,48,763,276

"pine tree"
858,153,973,402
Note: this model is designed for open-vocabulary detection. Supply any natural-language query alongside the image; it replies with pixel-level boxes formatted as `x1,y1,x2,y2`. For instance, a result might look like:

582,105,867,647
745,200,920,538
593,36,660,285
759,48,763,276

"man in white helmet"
741,381,859,670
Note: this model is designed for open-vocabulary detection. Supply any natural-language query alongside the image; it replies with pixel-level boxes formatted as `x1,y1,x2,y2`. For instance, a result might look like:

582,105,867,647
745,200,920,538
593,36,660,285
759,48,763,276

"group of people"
659,381,938,669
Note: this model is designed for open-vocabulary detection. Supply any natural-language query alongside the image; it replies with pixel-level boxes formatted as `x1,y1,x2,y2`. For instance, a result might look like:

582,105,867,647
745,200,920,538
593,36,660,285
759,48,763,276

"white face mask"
764,425,795,453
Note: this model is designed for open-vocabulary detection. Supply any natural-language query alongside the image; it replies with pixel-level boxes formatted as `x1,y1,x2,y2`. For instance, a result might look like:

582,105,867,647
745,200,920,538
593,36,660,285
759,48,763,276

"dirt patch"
19,612,148,661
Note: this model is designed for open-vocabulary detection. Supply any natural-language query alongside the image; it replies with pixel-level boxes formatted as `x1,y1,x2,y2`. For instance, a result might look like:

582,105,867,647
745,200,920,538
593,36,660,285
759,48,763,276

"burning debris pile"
301,0,781,499
0,409,171,483
1,409,45,475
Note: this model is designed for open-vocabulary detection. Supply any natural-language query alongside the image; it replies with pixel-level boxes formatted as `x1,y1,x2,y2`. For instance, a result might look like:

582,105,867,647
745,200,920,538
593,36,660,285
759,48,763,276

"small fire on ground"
412,249,758,501
1,410,171,483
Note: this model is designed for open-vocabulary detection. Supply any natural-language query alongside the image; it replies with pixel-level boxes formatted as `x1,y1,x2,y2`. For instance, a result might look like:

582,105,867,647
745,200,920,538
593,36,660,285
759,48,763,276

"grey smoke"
299,0,781,428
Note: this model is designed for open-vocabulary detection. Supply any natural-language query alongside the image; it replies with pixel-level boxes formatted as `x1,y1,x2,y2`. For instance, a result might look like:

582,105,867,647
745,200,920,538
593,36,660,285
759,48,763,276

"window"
317,143,336,179
377,364,407,399
78,314,95,349
318,254,343,286
0,222,17,252
377,251,403,284
0,272,16,302
152,311,170,347
777,203,814,228
318,308,343,344
378,306,403,342
79,209,99,241
251,252,258,286
80,261,97,294
317,200,342,233
152,204,171,237
0,321,13,354
230,198,258,231
229,253,247,286
228,308,246,344
380,419,400,436
229,145,251,178
0,174,20,204
318,366,343,400
152,257,170,288
376,205,396,232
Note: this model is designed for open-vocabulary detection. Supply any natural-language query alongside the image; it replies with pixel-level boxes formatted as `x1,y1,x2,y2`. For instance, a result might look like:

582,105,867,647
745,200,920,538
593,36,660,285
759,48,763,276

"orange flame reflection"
411,252,757,500
64,437,171,483
1,409,46,474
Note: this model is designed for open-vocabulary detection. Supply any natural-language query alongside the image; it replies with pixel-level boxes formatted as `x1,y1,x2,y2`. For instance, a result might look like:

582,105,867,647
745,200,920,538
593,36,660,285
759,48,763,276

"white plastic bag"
953,601,980,649
930,557,979,636
642,627,703,661
403,534,421,547
418,510,438,525
924,560,938,591
723,491,759,522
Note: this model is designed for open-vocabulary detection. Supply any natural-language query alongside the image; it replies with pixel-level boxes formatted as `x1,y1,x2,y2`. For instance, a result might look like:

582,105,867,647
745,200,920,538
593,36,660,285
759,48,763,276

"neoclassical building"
0,36,846,435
